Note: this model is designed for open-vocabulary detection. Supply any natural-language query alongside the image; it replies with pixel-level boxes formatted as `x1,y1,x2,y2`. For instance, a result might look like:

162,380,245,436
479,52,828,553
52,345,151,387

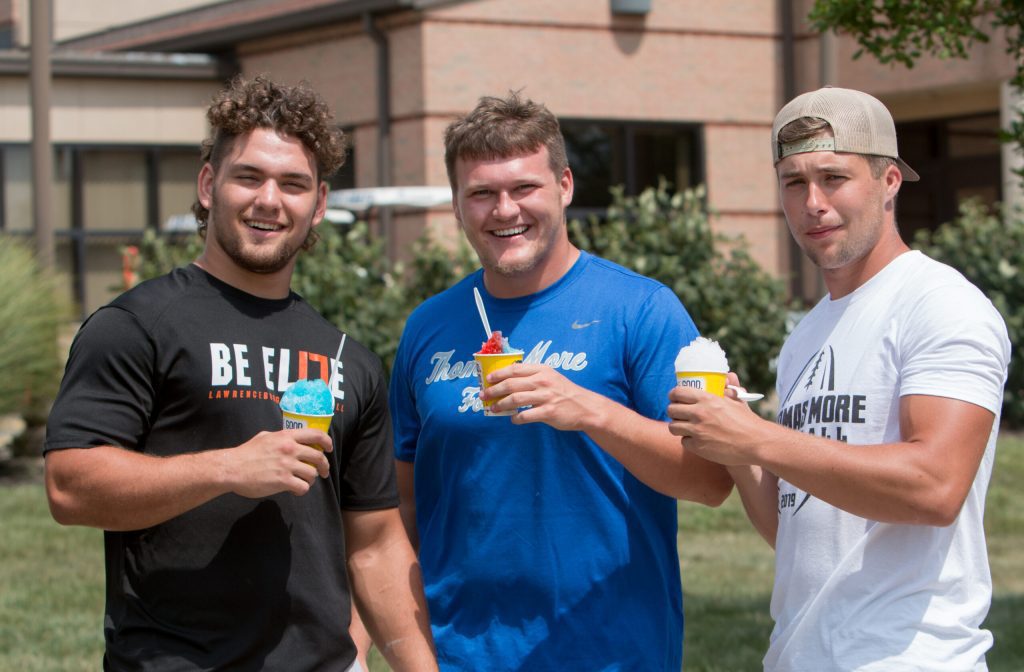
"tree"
809,0,1024,175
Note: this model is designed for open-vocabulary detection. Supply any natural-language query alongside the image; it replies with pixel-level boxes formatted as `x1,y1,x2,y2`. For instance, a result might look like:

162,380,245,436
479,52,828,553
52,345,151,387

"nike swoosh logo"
571,320,601,329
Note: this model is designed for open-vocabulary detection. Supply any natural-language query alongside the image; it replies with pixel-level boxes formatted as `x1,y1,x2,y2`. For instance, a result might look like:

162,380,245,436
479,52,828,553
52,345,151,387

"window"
1,144,199,316
327,126,356,192
560,120,702,219
81,149,148,232
1,145,31,233
0,146,72,232
157,150,201,229
895,113,1002,240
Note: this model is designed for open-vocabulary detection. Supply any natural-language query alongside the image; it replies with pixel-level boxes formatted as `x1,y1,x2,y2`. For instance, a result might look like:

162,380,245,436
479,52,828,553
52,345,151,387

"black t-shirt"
45,264,398,671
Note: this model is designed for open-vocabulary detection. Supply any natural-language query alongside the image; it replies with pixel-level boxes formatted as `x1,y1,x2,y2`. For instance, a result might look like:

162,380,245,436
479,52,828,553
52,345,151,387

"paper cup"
474,352,523,416
675,370,727,397
282,410,333,464
282,410,333,433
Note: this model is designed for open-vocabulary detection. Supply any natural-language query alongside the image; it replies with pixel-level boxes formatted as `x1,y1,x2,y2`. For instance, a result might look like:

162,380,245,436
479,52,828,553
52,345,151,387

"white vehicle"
163,186,452,231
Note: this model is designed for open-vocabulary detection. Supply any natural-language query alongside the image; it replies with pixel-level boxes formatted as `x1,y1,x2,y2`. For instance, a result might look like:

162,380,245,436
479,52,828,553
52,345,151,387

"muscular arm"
45,429,332,531
486,364,733,505
669,388,994,526
575,392,732,505
342,507,436,672
764,395,992,525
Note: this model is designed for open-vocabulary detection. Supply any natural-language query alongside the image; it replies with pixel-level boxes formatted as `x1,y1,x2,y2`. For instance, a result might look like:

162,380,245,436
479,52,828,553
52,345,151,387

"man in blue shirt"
389,91,732,670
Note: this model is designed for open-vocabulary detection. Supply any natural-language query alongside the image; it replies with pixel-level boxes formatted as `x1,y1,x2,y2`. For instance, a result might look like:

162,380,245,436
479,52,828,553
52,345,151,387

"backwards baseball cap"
771,86,919,181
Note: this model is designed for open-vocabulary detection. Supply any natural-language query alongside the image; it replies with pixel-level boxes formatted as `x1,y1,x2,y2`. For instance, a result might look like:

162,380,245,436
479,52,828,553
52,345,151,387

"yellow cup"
282,410,333,463
675,371,727,397
474,351,524,416
282,410,333,433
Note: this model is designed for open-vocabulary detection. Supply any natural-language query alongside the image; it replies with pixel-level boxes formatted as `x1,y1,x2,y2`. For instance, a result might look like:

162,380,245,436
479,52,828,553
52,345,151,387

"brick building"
0,0,1017,315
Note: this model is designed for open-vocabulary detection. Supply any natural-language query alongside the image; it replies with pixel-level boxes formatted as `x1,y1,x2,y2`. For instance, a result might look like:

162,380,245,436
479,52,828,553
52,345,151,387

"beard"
803,196,888,271
474,218,565,279
206,191,312,275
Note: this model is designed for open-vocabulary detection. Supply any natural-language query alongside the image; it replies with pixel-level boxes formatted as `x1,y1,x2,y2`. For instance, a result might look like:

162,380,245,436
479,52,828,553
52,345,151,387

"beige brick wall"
704,123,781,274
239,26,379,125
429,0,777,34
419,22,777,122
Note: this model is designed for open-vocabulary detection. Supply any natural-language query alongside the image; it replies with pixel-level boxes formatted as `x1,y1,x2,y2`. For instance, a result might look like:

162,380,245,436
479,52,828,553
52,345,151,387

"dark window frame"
894,111,1002,240
559,118,705,221
0,142,200,317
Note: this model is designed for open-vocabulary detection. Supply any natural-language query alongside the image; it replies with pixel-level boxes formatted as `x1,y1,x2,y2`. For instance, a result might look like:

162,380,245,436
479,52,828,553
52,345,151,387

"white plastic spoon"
728,385,764,402
473,286,493,338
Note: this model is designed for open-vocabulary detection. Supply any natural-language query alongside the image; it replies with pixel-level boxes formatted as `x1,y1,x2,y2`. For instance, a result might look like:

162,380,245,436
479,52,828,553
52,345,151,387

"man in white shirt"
667,86,1011,671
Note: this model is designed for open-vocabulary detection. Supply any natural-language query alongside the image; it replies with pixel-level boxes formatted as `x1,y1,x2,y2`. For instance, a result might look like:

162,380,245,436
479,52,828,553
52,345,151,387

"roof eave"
58,0,423,54
0,49,229,80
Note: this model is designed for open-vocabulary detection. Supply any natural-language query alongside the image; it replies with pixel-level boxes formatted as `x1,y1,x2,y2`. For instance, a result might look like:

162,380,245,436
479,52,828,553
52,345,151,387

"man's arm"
484,364,733,505
342,507,437,672
365,457,418,666
726,464,779,546
348,603,373,672
45,429,332,531
667,387,994,526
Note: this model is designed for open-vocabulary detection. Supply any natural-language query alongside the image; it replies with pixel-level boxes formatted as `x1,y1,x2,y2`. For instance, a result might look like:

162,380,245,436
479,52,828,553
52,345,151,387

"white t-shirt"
766,251,1010,672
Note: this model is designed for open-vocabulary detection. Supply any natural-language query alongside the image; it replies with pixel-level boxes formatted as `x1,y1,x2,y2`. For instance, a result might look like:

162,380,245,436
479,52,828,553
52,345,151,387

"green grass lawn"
3,433,1022,671
0,478,105,670
676,430,1024,671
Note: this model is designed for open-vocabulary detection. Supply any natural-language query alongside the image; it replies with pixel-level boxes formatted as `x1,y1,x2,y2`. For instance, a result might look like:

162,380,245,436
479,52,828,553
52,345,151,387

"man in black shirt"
43,75,437,672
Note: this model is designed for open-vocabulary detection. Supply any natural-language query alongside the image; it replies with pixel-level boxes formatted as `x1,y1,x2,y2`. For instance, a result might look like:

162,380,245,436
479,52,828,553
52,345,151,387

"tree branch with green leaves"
809,0,1024,175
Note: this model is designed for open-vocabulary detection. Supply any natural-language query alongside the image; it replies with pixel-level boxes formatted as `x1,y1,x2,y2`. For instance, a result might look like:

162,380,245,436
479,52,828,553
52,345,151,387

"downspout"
363,11,394,258
30,0,55,271
780,0,803,301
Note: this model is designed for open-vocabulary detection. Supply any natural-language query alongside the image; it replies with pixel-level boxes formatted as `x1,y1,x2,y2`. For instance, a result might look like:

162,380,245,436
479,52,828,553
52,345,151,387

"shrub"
913,199,1024,427
0,237,67,418
570,183,791,396
136,230,203,281
291,222,408,370
402,226,479,309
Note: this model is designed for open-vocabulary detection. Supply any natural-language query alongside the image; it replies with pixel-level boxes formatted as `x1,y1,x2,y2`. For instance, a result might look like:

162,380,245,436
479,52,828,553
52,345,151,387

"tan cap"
771,86,919,181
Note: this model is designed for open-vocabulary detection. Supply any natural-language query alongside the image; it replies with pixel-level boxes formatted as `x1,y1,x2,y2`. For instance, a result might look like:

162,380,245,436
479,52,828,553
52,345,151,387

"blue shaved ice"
280,379,334,415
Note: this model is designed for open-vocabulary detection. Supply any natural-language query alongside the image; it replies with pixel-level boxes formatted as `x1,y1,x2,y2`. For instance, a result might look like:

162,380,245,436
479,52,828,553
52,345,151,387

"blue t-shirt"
391,252,699,671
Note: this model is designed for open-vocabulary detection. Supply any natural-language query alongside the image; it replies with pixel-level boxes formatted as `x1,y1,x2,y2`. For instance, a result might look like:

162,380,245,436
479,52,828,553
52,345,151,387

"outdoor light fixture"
611,0,651,15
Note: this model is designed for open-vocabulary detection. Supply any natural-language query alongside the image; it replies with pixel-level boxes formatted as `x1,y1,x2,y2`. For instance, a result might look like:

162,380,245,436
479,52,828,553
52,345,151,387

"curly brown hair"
192,75,347,244
443,91,568,191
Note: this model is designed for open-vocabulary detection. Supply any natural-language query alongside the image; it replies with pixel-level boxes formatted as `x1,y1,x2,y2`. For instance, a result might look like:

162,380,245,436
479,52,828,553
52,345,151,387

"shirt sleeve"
338,354,399,510
898,283,1010,415
626,285,700,421
44,306,157,454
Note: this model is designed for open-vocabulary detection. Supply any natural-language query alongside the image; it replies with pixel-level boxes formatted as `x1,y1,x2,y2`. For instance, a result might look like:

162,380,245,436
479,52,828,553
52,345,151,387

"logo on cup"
284,417,305,430
677,376,707,390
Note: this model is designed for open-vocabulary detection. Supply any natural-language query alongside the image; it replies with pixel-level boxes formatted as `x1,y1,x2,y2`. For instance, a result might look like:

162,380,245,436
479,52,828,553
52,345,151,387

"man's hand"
480,363,733,504
222,428,333,498
47,427,331,531
666,384,768,466
482,363,598,430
